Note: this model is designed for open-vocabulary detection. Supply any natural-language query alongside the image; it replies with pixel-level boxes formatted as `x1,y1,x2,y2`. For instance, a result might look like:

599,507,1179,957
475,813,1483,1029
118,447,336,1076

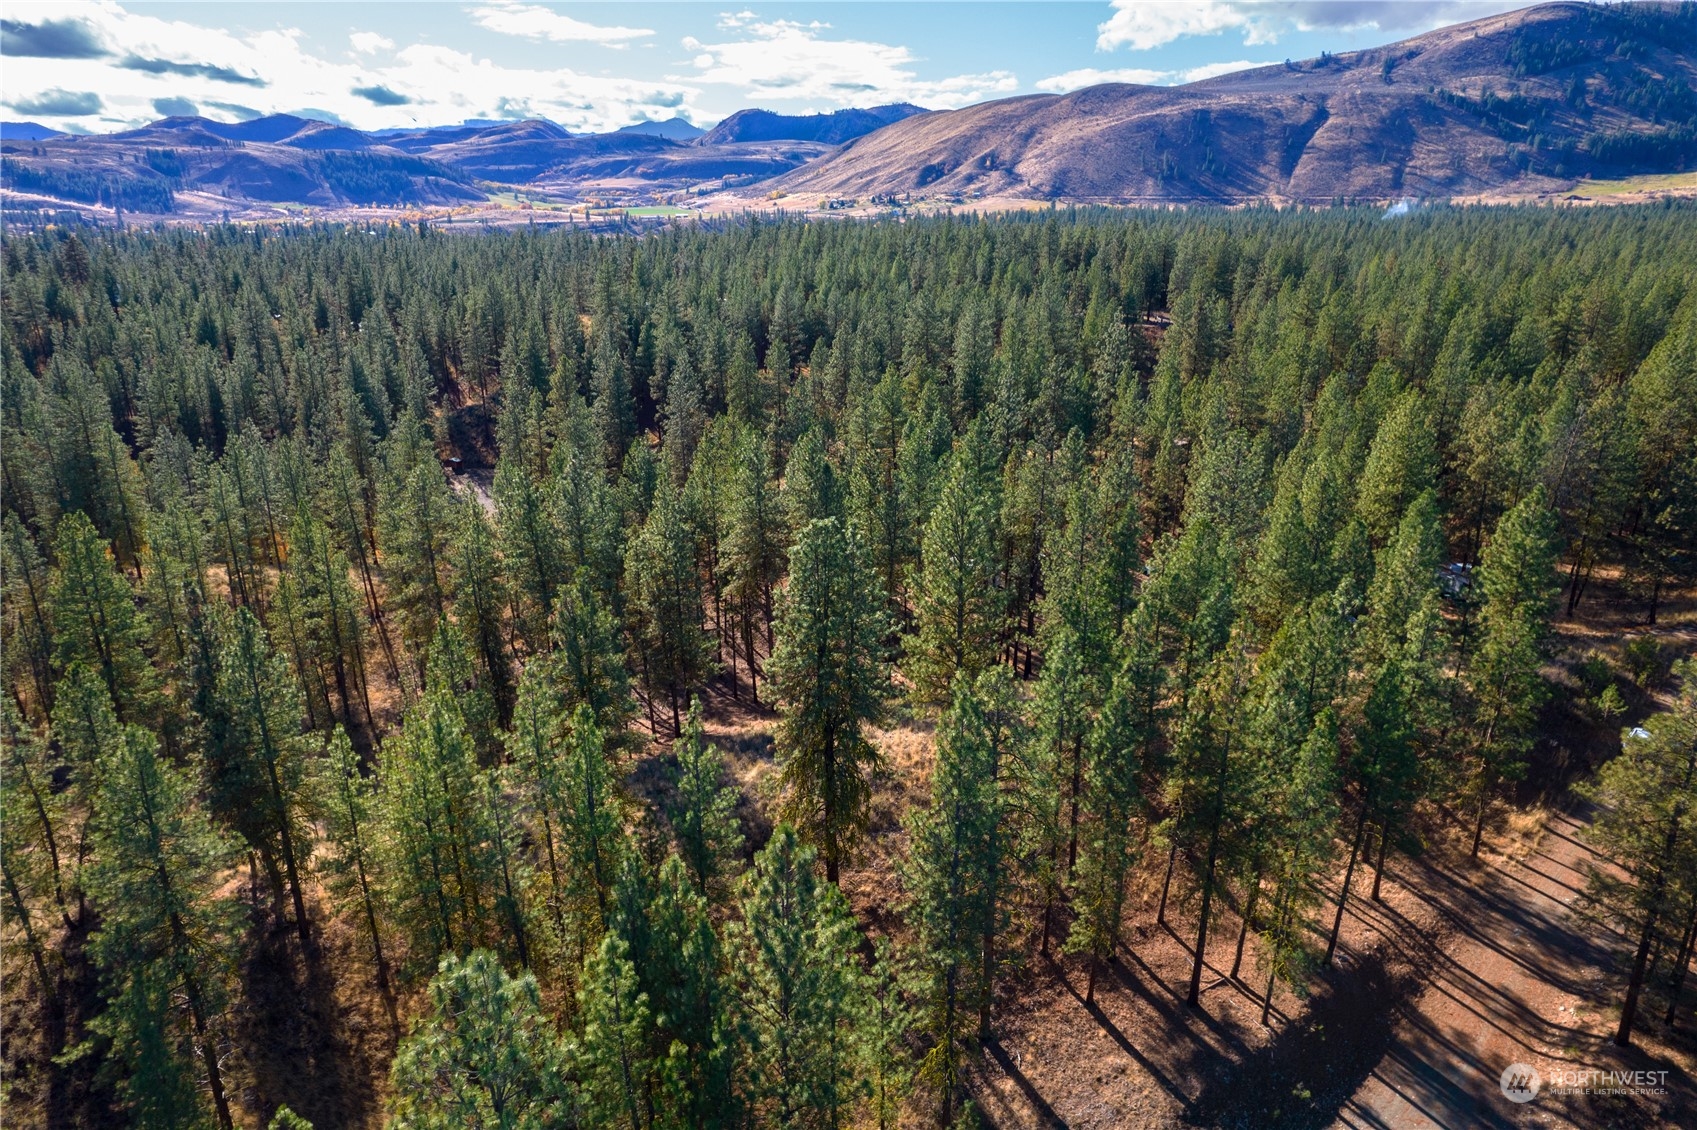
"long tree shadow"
237,924,377,1129
1183,951,1422,1130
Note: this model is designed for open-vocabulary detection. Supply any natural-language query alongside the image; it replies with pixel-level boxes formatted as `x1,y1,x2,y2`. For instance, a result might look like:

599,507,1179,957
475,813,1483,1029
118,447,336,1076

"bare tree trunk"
1664,893,1697,1027
1157,843,1178,926
1371,821,1391,901
1326,807,1370,967
1232,879,1260,980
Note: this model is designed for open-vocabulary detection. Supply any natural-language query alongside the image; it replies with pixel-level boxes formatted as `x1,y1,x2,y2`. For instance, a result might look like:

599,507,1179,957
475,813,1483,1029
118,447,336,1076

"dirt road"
1333,805,1694,1130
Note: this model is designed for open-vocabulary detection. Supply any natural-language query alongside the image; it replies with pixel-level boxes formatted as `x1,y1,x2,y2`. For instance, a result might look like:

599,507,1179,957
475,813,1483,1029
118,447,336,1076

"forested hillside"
3,203,1696,1128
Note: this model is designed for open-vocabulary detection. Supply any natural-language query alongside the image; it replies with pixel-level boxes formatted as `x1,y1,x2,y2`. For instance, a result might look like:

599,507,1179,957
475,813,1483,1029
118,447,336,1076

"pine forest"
3,202,1697,1128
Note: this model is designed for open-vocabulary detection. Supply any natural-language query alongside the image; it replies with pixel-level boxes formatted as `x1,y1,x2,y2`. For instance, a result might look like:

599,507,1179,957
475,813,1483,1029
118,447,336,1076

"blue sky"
2,2,1531,134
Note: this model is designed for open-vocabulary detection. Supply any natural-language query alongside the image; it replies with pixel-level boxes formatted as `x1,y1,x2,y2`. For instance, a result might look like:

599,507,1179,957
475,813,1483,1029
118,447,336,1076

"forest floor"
947,575,1697,1130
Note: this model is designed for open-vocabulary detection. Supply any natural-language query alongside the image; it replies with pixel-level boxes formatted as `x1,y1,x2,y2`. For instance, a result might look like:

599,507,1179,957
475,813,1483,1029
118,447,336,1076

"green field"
624,205,692,217
1568,171,1697,197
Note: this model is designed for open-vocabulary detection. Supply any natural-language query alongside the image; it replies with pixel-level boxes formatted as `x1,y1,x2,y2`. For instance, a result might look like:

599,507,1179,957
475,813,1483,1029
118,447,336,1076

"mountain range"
1,2,1692,218
772,1,1696,204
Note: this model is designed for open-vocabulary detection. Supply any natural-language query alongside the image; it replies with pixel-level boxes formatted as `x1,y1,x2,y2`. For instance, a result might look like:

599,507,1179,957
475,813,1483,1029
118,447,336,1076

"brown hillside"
762,1,1697,204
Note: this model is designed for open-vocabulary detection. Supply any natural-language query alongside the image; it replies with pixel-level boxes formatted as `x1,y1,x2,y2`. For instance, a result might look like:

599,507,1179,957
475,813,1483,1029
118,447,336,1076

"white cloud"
1096,1,1526,52
1097,2,1251,52
470,1,652,45
0,1,691,133
682,18,1014,110
1036,58,1270,93
350,31,394,54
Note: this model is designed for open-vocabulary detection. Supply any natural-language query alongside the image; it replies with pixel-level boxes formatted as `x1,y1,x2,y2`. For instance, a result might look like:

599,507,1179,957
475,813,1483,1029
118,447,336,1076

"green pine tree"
769,517,890,884
84,726,242,1130
389,950,571,1129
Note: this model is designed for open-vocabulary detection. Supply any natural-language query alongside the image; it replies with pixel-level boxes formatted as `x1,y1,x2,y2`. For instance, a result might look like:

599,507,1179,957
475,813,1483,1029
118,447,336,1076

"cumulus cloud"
1096,0,1525,52
1,16,106,58
682,18,1013,109
10,88,102,116
118,54,265,86
471,1,652,45
350,32,394,54
151,96,197,117
0,2,699,133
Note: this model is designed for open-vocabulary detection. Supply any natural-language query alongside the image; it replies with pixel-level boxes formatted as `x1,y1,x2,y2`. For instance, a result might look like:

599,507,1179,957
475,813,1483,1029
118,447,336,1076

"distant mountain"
13,4,1690,220
618,118,705,141
768,1,1697,203
1,121,65,142
697,104,926,146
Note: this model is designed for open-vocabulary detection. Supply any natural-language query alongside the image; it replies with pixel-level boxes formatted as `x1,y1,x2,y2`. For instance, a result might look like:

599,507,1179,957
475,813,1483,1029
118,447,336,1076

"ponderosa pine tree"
2,511,55,713
1168,650,1254,1008
769,517,889,884
389,950,571,1130
722,428,784,701
495,456,565,653
1466,488,1559,856
49,510,160,726
781,428,842,537
647,854,737,1129
84,725,242,1130
1356,390,1439,548
312,726,393,995
627,475,713,734
506,660,572,932
732,825,869,1129
378,418,453,671
670,697,744,900
848,367,917,608
557,706,628,949
549,566,634,733
201,604,317,952
2,701,68,1008
451,500,515,726
48,662,125,925
140,499,210,682
901,671,1004,1125
574,929,660,1130
1066,645,1152,1003
481,766,536,970
283,508,372,730
1256,712,1340,1025
1580,660,1697,1047
378,686,490,965
903,427,1005,706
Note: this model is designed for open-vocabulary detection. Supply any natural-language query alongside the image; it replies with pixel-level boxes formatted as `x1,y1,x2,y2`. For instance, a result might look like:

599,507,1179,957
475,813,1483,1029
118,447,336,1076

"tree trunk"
186,981,234,1130
1371,820,1391,902
1157,842,1178,927
1471,790,1490,858
1067,735,1084,873
1186,826,1222,1006
1617,803,1683,1046
1326,807,1370,967
1617,898,1662,1047
1232,879,1260,980
823,722,839,885
1664,893,1697,1027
